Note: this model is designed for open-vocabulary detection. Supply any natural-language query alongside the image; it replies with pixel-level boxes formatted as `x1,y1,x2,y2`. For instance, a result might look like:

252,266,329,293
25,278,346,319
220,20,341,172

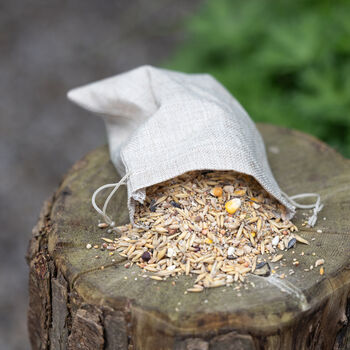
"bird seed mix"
94,171,322,292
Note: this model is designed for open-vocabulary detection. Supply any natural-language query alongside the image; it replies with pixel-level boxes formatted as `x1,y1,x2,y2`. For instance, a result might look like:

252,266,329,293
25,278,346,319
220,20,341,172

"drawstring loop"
92,177,323,228
92,173,130,226
281,192,323,227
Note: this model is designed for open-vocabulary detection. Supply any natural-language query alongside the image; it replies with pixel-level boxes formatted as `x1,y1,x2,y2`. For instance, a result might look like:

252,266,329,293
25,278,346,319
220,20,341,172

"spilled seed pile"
95,171,319,292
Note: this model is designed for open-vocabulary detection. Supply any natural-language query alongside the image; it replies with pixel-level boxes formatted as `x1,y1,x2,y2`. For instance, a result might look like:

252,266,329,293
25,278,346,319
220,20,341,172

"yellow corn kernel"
320,267,325,275
250,196,263,203
225,198,241,214
211,187,223,197
251,232,256,238
233,189,246,196
205,238,213,244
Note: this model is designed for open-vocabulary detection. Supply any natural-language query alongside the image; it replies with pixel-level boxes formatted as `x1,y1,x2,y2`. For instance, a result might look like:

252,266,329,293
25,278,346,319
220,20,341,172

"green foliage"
165,0,350,157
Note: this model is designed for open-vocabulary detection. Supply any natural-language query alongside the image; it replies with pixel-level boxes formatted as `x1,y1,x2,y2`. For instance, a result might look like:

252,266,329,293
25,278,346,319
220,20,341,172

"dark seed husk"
141,251,151,262
170,200,182,209
256,261,267,269
253,262,271,277
201,170,214,175
149,199,157,212
227,255,236,260
287,238,297,250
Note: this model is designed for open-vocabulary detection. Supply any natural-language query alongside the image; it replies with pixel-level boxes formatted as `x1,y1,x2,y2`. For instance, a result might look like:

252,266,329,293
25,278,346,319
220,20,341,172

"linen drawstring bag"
67,65,322,227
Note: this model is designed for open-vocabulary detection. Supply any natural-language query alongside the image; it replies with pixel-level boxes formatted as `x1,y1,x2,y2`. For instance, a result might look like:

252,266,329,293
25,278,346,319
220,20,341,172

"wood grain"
27,124,350,349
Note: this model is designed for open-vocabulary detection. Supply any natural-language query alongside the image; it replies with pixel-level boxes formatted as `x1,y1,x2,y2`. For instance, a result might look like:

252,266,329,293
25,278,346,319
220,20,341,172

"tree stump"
27,124,350,350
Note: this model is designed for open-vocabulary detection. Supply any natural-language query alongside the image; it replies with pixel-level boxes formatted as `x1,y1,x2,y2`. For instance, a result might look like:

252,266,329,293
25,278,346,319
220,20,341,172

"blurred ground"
0,1,201,348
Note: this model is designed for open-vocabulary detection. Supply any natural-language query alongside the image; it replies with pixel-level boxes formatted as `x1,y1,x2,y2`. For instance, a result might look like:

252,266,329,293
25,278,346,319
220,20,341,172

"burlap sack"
68,66,322,226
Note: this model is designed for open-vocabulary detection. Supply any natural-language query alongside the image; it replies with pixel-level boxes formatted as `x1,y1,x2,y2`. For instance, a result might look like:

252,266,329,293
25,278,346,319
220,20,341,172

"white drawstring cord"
92,173,130,226
281,192,324,227
91,176,323,227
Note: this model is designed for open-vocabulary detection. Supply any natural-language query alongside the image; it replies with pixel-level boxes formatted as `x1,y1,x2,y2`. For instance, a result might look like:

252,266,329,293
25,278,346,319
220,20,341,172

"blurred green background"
166,0,350,157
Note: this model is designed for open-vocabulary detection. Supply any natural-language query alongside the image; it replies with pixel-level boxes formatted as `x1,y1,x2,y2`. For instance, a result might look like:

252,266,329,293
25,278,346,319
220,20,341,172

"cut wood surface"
27,124,350,350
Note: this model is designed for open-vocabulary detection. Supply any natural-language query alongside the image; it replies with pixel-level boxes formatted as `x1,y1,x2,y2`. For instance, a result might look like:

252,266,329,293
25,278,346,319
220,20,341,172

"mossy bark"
27,124,350,350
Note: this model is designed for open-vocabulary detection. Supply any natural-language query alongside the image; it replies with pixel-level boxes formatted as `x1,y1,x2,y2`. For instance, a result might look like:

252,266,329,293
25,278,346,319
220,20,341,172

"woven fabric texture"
68,66,295,221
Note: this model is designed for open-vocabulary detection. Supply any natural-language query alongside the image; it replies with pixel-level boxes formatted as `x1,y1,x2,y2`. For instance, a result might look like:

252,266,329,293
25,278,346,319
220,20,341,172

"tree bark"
27,124,350,349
